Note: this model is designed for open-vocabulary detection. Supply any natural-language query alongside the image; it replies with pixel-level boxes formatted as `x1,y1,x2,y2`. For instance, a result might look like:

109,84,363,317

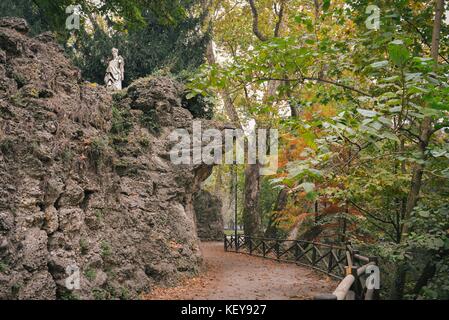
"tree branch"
403,17,449,64
256,76,372,97
274,0,285,37
248,0,269,41
348,200,394,225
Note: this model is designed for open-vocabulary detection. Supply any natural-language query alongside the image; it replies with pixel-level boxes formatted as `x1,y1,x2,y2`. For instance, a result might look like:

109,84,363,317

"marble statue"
104,48,124,90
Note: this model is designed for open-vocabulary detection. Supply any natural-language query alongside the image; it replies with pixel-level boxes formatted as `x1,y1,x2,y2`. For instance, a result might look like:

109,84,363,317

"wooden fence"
224,235,380,300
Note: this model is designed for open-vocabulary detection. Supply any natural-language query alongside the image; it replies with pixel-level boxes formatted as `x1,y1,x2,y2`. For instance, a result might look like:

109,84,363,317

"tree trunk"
205,40,242,128
402,0,444,236
242,1,286,237
265,188,289,237
390,0,444,300
243,163,263,236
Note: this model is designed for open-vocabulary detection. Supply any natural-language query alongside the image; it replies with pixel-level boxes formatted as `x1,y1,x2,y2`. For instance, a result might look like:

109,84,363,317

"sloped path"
143,242,336,300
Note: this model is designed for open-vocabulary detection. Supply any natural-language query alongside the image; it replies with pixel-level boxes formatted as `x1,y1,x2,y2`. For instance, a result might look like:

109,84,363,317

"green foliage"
11,73,28,89
60,291,80,300
69,1,208,86
110,104,133,136
421,257,449,299
95,209,104,221
11,284,21,296
0,0,209,86
84,268,97,281
60,146,74,164
140,108,160,135
182,92,214,120
92,287,109,300
153,70,216,119
87,138,111,171
189,0,449,299
117,287,131,300
0,0,49,35
138,137,150,149
79,239,89,255
260,177,281,220
100,241,112,258
0,138,14,155
260,177,288,238
0,261,8,273
92,285,130,300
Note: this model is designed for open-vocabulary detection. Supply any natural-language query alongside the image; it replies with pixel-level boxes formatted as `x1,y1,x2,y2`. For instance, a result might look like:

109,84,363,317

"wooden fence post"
262,240,266,258
275,240,280,260
294,241,300,262
328,246,334,274
312,244,317,266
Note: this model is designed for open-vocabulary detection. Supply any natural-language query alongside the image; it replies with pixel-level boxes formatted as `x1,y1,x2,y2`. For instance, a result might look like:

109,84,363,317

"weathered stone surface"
0,17,29,34
57,180,85,207
44,205,59,234
0,18,227,300
194,190,224,241
58,208,84,233
18,271,56,300
0,49,5,63
21,228,48,272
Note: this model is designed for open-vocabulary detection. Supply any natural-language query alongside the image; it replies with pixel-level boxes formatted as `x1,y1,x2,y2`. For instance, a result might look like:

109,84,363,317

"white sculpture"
104,48,124,90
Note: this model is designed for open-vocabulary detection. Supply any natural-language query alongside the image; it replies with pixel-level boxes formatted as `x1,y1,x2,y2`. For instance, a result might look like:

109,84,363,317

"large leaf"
299,182,315,193
370,60,389,69
388,40,410,67
357,108,378,117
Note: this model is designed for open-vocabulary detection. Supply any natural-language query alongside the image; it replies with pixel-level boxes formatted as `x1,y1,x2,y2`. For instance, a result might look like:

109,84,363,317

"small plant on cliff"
9,93,26,108
79,239,89,255
100,241,112,258
60,146,74,164
60,291,80,300
92,288,109,300
140,109,160,135
138,137,150,149
112,90,127,102
0,261,8,273
105,267,116,281
0,138,14,155
11,284,21,296
95,209,104,222
118,287,130,300
84,268,96,281
12,73,27,88
110,105,133,136
87,138,110,171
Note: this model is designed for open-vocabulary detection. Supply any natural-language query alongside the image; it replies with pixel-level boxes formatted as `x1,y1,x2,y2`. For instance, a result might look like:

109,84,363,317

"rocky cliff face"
0,18,221,300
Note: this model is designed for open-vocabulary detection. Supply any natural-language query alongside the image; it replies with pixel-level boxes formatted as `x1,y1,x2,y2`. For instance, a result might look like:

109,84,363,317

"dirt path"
143,242,337,300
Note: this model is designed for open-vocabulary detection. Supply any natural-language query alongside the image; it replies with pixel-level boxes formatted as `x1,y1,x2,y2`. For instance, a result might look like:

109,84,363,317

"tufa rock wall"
0,18,222,299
